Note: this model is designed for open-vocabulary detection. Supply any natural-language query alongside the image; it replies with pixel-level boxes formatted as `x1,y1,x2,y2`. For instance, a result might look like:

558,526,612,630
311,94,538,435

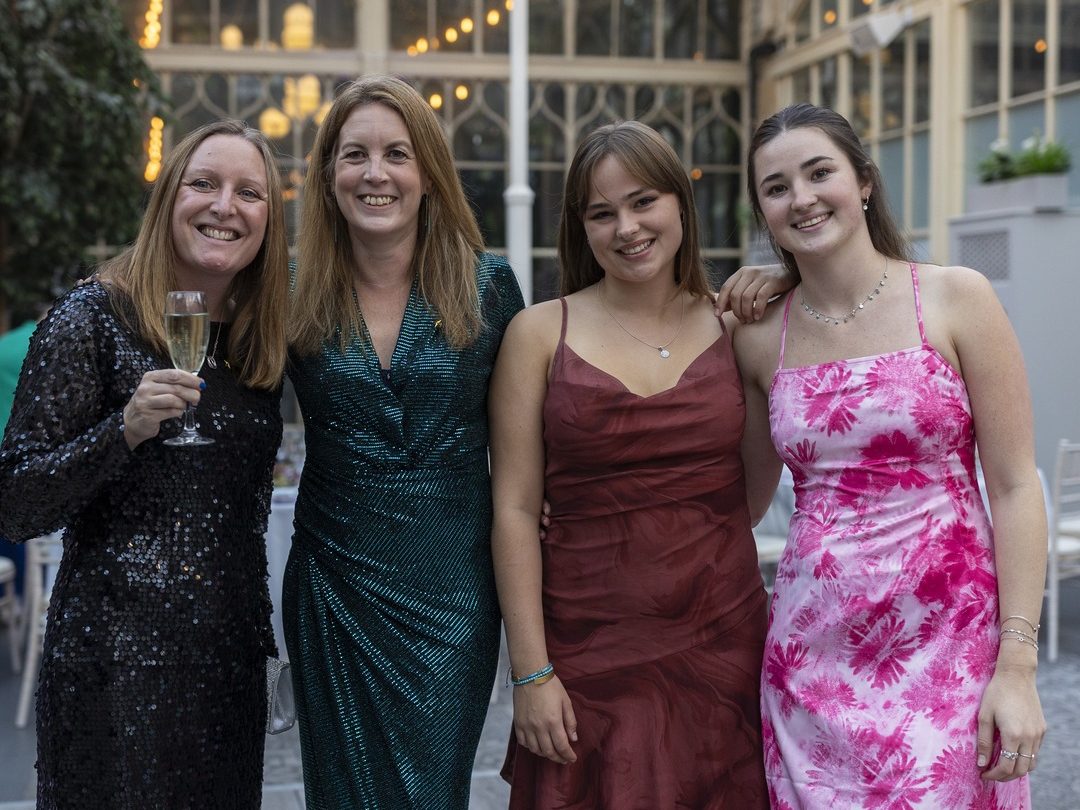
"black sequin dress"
0,283,282,810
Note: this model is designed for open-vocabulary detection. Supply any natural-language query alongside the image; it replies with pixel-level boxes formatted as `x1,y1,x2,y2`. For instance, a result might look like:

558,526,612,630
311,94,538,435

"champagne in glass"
163,291,214,447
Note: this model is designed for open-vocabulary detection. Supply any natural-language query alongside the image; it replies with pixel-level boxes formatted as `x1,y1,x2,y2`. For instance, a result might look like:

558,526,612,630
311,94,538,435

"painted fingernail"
199,380,207,391
977,754,987,767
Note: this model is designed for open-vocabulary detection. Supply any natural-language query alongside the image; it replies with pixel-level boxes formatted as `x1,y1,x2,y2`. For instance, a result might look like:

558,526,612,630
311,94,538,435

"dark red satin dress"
502,299,769,809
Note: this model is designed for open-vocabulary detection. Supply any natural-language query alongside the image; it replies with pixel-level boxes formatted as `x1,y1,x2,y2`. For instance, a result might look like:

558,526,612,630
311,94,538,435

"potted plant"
969,132,1072,213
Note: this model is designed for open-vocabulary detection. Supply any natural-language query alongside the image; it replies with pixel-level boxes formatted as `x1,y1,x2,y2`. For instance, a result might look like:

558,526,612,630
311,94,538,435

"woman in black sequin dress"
0,120,290,809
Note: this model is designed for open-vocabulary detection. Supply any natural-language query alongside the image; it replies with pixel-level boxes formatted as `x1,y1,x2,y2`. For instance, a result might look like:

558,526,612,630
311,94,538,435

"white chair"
16,532,64,728
1047,440,1080,663
0,555,20,672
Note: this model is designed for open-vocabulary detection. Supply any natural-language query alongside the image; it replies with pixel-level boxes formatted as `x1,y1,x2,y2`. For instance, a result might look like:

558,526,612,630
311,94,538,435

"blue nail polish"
199,380,207,391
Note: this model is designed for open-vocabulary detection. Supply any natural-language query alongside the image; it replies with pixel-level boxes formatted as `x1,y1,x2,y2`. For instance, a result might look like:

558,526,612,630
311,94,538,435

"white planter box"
967,173,1069,213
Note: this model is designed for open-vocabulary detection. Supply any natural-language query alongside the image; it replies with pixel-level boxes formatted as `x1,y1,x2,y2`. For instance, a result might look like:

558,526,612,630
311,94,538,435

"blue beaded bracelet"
509,662,555,687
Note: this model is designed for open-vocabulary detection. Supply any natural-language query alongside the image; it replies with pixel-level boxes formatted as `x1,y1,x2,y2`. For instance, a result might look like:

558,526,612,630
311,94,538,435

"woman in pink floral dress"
734,104,1047,808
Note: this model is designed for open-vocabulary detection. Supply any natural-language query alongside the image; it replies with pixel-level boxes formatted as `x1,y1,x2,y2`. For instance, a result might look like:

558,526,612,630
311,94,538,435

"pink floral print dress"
761,264,1030,809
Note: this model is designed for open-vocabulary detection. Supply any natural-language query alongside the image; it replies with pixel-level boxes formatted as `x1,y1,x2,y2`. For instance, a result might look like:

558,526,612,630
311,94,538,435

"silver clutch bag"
266,656,296,735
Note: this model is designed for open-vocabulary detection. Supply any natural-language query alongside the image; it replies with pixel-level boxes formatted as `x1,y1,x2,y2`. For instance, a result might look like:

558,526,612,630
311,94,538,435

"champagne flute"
163,290,214,447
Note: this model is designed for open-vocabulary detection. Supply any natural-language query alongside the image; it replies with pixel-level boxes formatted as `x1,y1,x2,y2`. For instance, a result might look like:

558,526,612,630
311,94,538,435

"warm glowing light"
461,17,475,34
416,37,429,53
282,3,314,50
823,10,837,25
689,168,703,181
141,0,163,49
407,45,418,56
487,9,501,26
455,84,469,100
220,24,243,50
1035,38,1048,54
144,116,165,182
445,27,458,43
429,93,444,109
505,0,513,9
283,74,321,118
314,100,332,125
259,107,291,139
863,0,874,5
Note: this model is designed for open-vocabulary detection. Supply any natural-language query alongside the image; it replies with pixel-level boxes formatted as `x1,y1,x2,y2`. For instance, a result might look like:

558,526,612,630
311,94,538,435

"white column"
504,0,535,304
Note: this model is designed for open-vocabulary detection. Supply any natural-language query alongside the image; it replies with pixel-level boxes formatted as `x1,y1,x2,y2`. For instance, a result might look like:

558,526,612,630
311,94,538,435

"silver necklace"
205,323,228,369
800,258,889,326
597,281,686,359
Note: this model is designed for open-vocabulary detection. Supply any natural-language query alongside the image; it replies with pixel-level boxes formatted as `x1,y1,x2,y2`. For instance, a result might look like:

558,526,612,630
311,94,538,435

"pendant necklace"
205,323,229,369
801,257,889,326
598,280,686,359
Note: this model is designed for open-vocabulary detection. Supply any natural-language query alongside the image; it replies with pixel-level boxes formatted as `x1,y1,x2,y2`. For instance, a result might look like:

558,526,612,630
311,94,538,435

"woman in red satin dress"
490,121,781,809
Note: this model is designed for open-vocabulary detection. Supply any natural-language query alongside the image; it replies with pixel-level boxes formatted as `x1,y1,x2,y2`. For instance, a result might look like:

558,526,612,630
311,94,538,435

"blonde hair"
98,119,289,390
289,75,485,354
558,120,709,297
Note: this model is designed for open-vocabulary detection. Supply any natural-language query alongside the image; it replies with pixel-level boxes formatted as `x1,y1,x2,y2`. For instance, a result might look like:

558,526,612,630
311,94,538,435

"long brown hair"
289,75,485,354
747,103,910,278
98,119,289,390
558,120,710,297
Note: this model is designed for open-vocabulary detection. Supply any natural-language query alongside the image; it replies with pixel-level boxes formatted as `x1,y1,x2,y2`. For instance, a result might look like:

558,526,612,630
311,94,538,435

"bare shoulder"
916,263,996,303
501,298,564,355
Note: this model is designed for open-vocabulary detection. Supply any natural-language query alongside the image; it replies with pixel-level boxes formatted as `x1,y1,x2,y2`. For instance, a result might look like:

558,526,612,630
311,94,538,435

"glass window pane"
438,0,475,54
483,7,509,54
530,0,565,54
315,0,355,49
460,169,506,246
914,20,931,124
792,67,811,103
577,0,611,55
220,0,259,48
693,117,739,167
529,85,566,163
390,0,428,51
1011,0,1046,98
795,0,811,44
620,0,654,57
533,256,559,303
173,0,211,44
965,112,998,192
821,0,839,33
851,0,872,20
1055,91,1080,206
693,171,739,249
881,38,904,133
706,0,740,60
665,0,696,60
851,54,872,138
878,137,904,228
821,57,838,110
912,130,930,229
1061,0,1080,85
530,170,563,248
453,113,505,162
1009,101,1045,153
969,0,1000,107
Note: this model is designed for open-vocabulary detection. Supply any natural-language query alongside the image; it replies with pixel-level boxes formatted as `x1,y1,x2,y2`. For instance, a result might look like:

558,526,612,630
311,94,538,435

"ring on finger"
1018,752,1036,760
1000,749,1020,761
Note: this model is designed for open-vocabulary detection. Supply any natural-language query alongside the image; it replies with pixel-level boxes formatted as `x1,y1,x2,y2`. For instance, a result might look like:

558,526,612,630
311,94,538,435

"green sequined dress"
283,254,524,809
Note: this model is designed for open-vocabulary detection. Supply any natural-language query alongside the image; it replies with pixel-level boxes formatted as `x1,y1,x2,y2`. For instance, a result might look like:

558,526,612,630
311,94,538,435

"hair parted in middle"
289,74,486,355
97,118,289,390
746,102,910,279
557,119,710,298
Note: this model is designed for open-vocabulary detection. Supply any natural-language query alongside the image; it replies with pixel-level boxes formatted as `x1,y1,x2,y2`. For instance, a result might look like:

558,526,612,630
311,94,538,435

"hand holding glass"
163,291,214,447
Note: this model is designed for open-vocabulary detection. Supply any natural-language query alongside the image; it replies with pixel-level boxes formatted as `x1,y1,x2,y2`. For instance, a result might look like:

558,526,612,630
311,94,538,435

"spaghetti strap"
558,297,569,344
909,262,928,345
777,290,796,370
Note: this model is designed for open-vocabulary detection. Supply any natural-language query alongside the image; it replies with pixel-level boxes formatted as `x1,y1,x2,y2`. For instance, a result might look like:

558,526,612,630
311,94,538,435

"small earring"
862,196,870,212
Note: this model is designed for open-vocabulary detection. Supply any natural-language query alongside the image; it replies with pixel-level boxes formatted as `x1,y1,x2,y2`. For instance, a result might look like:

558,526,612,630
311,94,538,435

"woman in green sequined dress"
283,76,524,809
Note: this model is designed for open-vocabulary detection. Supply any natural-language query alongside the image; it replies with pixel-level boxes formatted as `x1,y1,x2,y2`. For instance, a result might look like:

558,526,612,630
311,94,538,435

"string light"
220,24,243,49
823,10,837,25
140,0,164,49
455,84,469,101
144,116,164,182
486,9,500,25
1034,38,1048,54
429,93,444,109
461,18,474,33
445,27,458,43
